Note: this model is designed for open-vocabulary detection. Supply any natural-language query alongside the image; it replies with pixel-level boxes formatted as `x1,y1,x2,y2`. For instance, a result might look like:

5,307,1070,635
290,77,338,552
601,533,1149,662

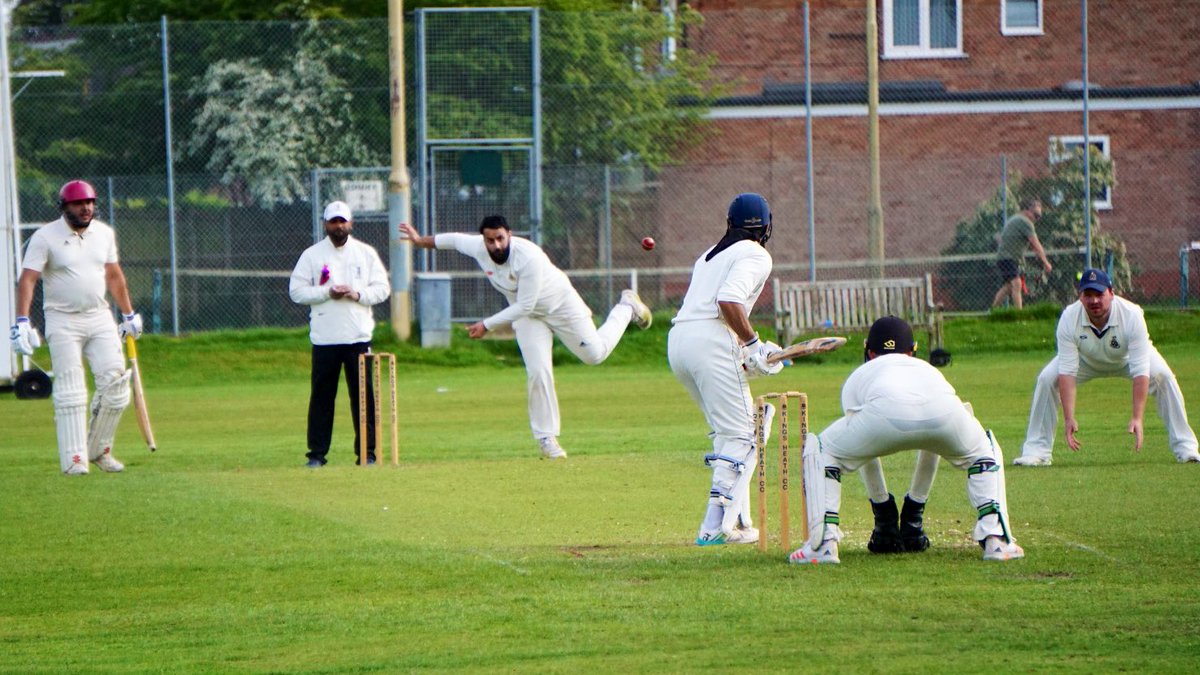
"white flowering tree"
187,28,380,207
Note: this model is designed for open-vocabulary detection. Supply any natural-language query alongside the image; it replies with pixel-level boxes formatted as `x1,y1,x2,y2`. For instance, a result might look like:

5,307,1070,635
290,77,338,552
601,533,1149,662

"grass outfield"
2,309,1200,672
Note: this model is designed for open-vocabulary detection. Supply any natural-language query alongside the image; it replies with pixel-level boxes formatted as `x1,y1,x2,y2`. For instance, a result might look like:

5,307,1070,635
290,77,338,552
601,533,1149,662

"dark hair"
1019,196,1042,211
479,215,509,233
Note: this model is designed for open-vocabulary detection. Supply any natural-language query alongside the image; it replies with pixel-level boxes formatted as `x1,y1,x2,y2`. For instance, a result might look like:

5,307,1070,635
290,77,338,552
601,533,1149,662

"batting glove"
119,312,144,340
10,317,41,355
742,339,784,378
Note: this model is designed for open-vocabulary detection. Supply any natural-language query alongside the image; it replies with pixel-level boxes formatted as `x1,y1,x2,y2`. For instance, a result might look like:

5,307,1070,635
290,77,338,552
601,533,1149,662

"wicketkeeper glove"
742,339,784,378
10,317,41,356
119,311,144,340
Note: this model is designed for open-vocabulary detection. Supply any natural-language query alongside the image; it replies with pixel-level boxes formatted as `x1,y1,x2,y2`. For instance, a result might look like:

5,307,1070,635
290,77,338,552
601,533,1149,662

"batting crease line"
478,553,530,576
1038,530,1121,563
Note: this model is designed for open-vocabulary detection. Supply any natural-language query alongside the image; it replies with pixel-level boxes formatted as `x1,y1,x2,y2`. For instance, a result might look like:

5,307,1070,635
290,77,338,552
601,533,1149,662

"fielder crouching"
11,180,142,475
789,316,1023,564
668,193,786,546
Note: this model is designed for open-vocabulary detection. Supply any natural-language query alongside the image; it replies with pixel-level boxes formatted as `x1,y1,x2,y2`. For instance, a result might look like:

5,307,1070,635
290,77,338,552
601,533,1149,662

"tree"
938,147,1126,311
185,23,382,206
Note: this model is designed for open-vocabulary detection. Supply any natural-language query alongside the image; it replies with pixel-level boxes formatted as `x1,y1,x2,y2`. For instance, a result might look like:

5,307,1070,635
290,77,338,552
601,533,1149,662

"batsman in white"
399,215,651,459
1015,268,1199,466
790,316,1023,564
10,180,143,475
667,192,785,546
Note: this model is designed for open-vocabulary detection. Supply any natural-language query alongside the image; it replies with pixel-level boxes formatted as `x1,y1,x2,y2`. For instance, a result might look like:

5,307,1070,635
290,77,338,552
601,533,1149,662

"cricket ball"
641,236,656,251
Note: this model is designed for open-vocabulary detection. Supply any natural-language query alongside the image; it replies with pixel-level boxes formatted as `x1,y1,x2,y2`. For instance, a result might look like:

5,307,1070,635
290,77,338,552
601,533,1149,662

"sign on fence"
340,180,385,214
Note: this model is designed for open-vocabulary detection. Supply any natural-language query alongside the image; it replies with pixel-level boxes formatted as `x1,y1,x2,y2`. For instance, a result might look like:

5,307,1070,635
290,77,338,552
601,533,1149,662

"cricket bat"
766,336,848,365
126,335,157,451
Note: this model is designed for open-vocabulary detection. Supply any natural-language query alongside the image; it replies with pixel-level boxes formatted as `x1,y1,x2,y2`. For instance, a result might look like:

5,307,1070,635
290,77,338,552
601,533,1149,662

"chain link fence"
9,3,1197,335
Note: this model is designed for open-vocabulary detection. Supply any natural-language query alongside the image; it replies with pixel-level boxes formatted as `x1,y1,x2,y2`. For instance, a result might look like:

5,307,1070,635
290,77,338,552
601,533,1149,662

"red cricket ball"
641,236,656,251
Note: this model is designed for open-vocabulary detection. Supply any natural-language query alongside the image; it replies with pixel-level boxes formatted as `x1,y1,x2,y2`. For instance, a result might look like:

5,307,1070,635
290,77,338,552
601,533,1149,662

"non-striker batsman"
11,180,143,475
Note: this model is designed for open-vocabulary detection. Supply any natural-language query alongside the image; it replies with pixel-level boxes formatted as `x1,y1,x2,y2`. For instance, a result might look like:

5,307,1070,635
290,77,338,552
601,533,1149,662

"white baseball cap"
323,201,353,222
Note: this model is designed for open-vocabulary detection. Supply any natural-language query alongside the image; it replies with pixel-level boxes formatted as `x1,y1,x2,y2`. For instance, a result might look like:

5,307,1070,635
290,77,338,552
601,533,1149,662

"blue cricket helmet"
726,193,772,244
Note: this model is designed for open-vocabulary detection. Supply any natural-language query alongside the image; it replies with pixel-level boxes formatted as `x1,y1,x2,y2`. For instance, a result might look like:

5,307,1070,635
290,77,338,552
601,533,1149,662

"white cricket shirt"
22,217,118,314
1055,296,1152,378
672,240,773,323
841,354,960,420
289,236,391,345
434,233,577,330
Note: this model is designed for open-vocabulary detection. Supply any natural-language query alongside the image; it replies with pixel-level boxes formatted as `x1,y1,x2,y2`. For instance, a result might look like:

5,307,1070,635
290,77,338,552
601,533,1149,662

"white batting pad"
968,430,1013,543
803,433,842,550
56,404,89,472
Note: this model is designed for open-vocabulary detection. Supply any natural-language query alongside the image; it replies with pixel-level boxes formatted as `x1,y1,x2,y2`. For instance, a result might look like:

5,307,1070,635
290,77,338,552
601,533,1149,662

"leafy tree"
185,23,382,206
938,147,1126,310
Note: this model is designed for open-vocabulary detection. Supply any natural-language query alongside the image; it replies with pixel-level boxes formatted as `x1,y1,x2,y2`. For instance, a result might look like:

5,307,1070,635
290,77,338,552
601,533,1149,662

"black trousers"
306,342,375,463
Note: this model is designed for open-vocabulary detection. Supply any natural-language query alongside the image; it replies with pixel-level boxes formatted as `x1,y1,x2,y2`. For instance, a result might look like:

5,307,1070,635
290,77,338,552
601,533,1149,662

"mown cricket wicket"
358,352,399,467
754,391,808,552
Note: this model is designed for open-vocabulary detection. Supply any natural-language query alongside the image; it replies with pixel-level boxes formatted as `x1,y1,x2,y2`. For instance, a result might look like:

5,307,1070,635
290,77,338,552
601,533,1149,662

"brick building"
652,0,1199,305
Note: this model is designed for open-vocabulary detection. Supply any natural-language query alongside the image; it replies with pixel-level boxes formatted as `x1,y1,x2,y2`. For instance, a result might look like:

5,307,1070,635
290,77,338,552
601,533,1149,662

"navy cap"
1077,268,1112,293
866,316,915,356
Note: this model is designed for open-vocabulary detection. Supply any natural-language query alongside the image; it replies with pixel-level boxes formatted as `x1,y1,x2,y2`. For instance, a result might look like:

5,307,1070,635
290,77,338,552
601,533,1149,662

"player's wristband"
16,316,29,323
743,335,759,348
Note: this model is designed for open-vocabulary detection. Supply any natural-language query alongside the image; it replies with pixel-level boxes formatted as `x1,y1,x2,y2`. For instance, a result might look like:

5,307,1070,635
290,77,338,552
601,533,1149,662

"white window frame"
882,0,965,59
1050,135,1112,211
1001,0,1043,36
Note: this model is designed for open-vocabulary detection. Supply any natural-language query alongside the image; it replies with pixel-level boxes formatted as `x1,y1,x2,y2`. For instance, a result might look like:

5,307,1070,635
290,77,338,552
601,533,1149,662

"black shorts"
997,259,1020,282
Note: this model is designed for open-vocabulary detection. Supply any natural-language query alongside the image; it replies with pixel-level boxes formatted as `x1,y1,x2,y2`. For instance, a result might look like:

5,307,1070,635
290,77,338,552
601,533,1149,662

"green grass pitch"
2,308,1199,672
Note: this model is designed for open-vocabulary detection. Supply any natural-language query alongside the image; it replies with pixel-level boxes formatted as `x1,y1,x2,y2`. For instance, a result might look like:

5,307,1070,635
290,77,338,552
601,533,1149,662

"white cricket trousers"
514,296,633,440
816,397,1011,543
45,308,126,469
667,319,755,455
1021,352,1198,461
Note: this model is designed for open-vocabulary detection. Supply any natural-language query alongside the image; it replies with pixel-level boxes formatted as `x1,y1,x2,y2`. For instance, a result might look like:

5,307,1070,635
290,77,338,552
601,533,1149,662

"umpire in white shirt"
1015,268,1199,466
289,201,391,467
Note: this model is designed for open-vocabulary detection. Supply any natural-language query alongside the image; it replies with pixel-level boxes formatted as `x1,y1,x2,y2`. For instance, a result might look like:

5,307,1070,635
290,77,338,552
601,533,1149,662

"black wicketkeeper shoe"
867,494,903,554
900,495,931,552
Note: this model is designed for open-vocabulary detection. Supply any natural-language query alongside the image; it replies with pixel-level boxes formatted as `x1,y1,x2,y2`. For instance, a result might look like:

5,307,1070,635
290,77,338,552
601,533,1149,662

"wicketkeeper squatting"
11,180,144,475
790,316,1023,564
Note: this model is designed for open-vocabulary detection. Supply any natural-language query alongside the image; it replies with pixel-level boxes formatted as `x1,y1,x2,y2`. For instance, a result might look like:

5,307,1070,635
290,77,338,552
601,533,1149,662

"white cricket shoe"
695,529,727,546
95,451,125,473
538,436,568,460
788,540,840,565
1013,454,1052,467
725,527,760,545
981,536,1024,561
1176,451,1200,464
620,289,652,329
64,455,89,476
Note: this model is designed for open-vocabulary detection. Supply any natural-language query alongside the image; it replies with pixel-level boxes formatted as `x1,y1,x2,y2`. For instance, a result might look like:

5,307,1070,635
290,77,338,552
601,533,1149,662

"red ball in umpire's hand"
641,236,656,251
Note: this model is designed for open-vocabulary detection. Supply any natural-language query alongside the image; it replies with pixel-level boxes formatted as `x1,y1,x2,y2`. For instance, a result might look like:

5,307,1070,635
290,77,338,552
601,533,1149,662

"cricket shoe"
1176,451,1200,464
788,540,840,565
538,436,568,460
94,451,124,473
695,529,727,546
1012,454,1052,467
725,527,759,545
981,536,1025,561
64,455,89,476
620,289,652,330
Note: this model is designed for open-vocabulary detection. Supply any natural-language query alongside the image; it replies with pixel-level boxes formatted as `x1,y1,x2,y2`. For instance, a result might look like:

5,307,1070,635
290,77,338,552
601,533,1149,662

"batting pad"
967,431,1013,542
803,433,842,550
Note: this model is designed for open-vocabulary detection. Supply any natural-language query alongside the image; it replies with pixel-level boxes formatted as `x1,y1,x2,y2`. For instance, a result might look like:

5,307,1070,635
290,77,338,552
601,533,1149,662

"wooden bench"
773,273,944,351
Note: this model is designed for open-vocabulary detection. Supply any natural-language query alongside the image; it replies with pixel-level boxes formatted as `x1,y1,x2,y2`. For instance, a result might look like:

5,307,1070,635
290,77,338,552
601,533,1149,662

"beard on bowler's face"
487,243,510,264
